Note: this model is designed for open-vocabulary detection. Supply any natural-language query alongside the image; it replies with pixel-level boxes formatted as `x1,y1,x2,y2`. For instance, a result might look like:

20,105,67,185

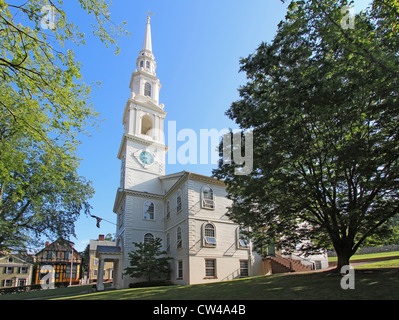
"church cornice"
127,97,166,116
117,133,168,160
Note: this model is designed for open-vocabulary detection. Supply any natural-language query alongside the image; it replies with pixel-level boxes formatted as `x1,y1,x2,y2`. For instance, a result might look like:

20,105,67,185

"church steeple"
129,14,162,108
135,14,156,78
120,13,166,183
142,16,152,53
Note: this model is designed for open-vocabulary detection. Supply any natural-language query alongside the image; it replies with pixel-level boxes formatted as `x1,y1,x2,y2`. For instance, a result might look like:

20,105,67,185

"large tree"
213,0,399,270
0,0,127,251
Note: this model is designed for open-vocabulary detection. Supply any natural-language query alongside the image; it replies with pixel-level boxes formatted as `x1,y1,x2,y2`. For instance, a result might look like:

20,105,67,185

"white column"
96,258,105,291
113,259,123,290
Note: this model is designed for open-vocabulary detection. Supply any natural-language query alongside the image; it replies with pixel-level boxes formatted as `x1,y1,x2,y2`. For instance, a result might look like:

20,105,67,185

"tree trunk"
334,240,354,272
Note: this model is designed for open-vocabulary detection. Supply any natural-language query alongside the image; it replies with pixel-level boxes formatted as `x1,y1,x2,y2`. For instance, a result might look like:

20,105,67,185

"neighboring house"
34,238,83,285
95,15,329,290
88,235,115,283
0,254,34,288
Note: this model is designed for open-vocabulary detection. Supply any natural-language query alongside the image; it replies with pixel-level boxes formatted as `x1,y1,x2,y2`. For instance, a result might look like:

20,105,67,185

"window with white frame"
146,61,150,69
237,227,250,249
203,223,217,247
144,233,154,244
144,201,155,220
177,226,182,249
239,260,249,277
205,259,216,278
140,61,144,68
166,233,170,252
144,82,152,97
5,266,13,274
201,186,215,209
166,200,170,220
177,260,183,279
176,190,182,213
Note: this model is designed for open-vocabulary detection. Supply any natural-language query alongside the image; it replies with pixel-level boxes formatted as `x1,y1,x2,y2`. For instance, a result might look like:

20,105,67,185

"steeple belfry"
129,13,162,107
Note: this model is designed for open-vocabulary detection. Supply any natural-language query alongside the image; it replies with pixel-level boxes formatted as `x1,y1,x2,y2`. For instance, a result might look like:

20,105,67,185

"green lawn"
328,251,399,262
47,268,399,300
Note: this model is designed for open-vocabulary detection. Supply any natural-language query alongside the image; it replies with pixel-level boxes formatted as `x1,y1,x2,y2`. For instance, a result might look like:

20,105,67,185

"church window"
177,226,182,249
166,200,170,220
176,190,182,213
166,233,170,252
240,260,249,277
144,233,154,244
177,260,183,279
205,259,216,278
146,61,150,69
237,227,249,249
203,223,217,247
144,201,155,220
144,82,152,97
141,114,153,136
201,186,215,209
140,61,144,68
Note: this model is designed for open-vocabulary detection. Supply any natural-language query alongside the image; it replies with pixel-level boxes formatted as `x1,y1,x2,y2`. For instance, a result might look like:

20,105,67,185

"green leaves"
214,0,399,264
0,0,128,251
124,239,172,282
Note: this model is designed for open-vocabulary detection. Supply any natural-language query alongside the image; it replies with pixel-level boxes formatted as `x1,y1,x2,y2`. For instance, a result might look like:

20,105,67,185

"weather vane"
145,10,155,22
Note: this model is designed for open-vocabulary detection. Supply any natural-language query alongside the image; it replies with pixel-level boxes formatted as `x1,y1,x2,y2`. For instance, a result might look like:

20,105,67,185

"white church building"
95,16,329,290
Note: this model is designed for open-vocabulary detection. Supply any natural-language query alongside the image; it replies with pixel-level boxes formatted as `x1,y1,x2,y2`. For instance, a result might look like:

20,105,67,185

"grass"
2,251,398,300
0,283,111,300
49,268,399,300
328,251,399,262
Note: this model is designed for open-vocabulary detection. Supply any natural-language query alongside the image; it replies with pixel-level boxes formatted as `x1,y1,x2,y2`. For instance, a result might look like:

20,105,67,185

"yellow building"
0,254,33,288
89,235,115,283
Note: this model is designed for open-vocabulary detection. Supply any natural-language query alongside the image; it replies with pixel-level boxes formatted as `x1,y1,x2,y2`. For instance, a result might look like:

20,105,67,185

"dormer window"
144,82,151,97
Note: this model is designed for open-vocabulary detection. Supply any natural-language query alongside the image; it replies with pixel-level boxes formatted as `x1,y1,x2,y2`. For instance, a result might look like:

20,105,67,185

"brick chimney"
99,234,105,241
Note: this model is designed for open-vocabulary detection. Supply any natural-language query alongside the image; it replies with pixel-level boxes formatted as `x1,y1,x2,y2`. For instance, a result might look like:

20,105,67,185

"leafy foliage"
124,239,172,283
213,0,399,269
0,0,128,251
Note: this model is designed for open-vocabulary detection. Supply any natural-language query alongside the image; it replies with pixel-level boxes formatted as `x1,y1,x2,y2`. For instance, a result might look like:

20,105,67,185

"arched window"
146,61,150,69
141,114,153,136
177,226,182,249
144,201,155,220
144,82,151,97
201,186,215,209
203,223,217,247
166,200,170,220
144,233,154,244
140,60,144,68
176,190,182,213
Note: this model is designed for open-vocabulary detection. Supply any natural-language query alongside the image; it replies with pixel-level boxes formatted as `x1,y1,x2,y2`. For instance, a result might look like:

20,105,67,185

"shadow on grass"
55,268,399,300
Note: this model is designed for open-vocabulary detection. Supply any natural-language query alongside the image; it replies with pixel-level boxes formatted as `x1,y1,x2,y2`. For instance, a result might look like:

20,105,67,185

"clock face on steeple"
133,149,157,169
139,151,154,165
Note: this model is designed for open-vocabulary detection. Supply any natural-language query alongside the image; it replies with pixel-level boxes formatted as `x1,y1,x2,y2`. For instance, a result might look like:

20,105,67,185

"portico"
96,246,123,291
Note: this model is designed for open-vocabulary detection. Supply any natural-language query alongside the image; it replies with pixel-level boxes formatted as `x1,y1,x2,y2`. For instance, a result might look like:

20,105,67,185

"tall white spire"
142,15,152,52
130,13,162,107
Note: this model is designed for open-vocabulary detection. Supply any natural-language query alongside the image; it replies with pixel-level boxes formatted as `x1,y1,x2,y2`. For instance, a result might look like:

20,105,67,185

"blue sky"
58,0,372,252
